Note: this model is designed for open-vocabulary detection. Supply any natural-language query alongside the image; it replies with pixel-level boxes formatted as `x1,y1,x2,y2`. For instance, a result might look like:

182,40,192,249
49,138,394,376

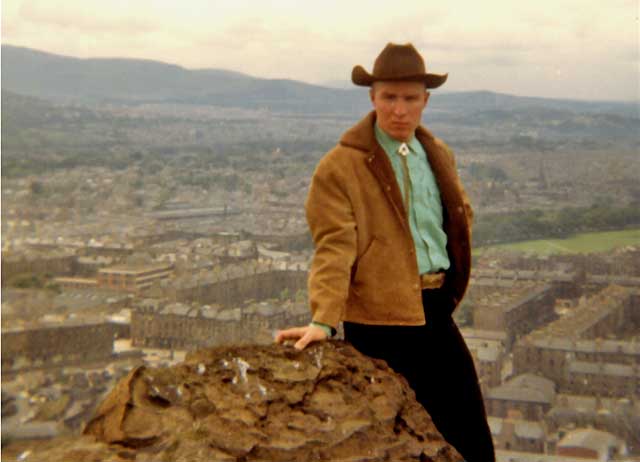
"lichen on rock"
17,341,462,461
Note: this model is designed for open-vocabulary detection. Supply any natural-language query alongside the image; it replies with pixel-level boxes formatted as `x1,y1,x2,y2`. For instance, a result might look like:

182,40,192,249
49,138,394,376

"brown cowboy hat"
352,42,448,89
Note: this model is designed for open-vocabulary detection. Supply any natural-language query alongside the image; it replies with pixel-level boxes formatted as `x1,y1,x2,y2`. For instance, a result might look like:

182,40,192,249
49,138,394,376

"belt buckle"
420,271,445,289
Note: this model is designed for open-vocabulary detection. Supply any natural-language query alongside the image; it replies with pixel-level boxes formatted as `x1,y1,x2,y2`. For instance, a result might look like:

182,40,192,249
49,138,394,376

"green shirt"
374,123,451,274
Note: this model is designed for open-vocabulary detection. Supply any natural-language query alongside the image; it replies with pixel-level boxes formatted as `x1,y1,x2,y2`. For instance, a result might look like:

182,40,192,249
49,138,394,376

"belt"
420,271,446,289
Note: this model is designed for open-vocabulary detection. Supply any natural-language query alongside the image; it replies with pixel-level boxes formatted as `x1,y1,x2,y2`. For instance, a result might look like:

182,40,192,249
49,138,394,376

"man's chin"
389,129,412,142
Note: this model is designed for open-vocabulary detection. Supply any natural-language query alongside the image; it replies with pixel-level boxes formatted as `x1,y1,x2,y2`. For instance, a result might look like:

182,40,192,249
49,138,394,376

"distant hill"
2,44,638,152
1,45,367,114
4,44,638,117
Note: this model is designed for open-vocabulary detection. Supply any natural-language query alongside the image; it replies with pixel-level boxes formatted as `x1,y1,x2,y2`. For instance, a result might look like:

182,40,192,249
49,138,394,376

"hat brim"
351,65,448,89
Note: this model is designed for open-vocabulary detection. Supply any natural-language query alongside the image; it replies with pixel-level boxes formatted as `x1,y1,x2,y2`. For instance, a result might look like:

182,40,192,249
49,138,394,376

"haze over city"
2,0,638,101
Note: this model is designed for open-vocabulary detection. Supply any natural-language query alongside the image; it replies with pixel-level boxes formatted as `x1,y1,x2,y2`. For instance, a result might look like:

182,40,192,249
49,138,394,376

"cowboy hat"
352,43,448,88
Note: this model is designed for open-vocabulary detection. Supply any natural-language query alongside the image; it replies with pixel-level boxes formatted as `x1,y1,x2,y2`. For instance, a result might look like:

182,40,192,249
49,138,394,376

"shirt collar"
374,123,420,155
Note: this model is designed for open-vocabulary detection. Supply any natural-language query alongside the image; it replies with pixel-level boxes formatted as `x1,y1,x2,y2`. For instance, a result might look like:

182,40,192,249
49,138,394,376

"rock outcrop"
9,342,462,461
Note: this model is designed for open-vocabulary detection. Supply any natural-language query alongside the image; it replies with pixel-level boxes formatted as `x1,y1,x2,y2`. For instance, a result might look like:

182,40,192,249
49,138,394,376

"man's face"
370,81,430,142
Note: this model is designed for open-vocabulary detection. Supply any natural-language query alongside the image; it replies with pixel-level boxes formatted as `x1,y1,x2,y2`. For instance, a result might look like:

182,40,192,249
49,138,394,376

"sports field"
475,228,640,255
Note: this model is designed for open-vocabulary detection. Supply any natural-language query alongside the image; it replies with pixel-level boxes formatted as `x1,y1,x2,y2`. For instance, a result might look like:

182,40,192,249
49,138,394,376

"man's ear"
369,86,376,105
424,91,431,109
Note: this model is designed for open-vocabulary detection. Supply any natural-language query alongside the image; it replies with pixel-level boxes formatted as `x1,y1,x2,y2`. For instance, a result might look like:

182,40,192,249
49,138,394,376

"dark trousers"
343,288,495,462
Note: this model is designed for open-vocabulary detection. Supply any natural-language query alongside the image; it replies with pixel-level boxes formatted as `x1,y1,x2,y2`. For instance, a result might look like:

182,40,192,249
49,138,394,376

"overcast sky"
2,0,638,101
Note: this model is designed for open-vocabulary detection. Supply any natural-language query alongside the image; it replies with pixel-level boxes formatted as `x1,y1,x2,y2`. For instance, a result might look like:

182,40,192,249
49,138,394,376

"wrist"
309,321,332,338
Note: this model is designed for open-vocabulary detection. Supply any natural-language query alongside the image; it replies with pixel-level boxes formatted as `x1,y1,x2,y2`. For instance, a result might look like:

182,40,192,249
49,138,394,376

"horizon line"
2,42,638,105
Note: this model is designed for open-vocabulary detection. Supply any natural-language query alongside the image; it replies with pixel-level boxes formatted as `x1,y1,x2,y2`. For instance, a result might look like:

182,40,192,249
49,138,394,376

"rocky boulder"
9,341,462,461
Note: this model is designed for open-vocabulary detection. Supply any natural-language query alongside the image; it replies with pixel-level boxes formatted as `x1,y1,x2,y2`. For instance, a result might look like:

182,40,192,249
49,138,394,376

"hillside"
3,44,638,118
2,45,366,114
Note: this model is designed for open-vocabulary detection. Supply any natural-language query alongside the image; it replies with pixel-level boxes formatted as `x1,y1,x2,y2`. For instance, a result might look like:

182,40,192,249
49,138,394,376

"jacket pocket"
352,237,389,292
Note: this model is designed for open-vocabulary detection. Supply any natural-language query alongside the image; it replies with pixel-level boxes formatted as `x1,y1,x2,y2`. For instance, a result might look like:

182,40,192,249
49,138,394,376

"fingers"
294,331,314,351
294,326,327,350
275,325,328,350
274,326,307,344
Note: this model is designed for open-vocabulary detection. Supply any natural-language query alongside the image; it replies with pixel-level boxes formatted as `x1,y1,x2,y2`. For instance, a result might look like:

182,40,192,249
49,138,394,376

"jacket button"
413,283,419,290
386,185,391,191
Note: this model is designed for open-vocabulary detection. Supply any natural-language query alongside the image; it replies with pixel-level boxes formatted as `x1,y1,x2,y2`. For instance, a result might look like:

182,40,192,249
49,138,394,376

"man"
276,43,495,462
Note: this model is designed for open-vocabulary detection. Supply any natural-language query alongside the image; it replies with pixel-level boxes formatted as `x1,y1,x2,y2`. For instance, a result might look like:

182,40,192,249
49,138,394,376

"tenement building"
1,320,118,374
157,261,307,308
1,248,76,285
131,298,310,350
513,285,640,395
472,266,583,299
470,279,556,347
566,361,639,397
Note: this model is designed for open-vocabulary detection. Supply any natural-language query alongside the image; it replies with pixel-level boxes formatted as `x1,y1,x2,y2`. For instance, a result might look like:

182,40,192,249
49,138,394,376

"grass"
474,228,640,256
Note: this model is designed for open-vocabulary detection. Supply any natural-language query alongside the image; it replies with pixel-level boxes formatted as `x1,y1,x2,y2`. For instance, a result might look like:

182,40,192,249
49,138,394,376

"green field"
475,228,640,255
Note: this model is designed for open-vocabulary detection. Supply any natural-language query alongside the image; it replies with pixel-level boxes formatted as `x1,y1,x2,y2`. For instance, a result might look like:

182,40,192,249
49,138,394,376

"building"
514,336,640,392
1,320,118,374
512,286,640,394
556,428,627,460
486,373,556,420
97,263,173,293
471,280,556,347
1,249,75,285
489,415,546,453
530,285,638,341
566,361,639,398
131,298,310,350
462,330,506,388
54,276,99,290
162,262,307,307
546,395,640,451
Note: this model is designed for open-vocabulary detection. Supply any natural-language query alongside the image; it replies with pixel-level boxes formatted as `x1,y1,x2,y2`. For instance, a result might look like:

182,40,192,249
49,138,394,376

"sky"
2,0,639,101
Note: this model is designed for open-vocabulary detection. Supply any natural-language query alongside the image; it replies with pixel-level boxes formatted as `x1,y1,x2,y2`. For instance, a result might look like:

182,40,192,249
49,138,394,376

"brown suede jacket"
306,111,474,329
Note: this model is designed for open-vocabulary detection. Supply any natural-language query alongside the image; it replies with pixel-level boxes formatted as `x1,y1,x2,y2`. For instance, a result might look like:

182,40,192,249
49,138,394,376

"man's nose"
393,100,408,116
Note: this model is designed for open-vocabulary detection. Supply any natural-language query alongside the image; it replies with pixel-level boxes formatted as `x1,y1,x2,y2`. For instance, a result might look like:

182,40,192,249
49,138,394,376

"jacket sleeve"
305,156,358,329
437,139,474,234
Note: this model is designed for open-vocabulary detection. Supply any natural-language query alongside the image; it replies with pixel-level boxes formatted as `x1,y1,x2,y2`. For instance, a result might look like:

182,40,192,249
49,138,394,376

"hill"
2,44,638,161
3,44,638,118
2,45,366,113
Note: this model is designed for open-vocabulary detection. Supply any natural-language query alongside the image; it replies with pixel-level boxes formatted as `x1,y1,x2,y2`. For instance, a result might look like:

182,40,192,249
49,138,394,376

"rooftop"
467,279,547,312
529,285,634,339
488,373,556,404
557,428,620,452
98,262,173,275
569,360,639,378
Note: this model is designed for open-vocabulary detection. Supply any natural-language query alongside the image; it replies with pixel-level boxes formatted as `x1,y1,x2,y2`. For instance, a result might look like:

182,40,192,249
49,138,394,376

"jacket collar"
338,110,461,236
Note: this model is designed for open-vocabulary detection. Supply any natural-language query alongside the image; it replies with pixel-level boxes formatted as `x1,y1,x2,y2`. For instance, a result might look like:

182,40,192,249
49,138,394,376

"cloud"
17,0,158,35
1,0,637,99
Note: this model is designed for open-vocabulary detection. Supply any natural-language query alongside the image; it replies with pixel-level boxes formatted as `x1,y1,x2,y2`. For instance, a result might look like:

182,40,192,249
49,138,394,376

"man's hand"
274,325,328,350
